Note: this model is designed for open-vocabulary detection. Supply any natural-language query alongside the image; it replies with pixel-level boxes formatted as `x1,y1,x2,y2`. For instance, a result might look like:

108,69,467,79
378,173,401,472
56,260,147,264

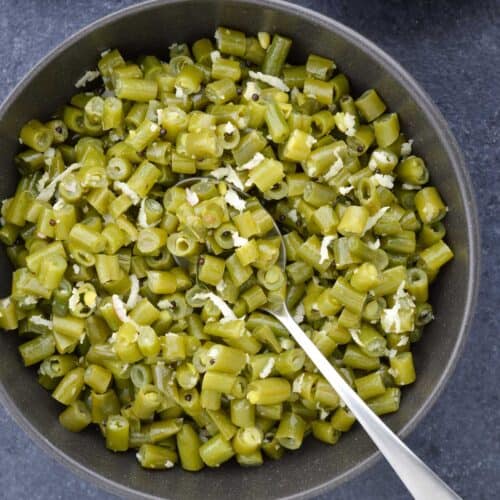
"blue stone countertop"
0,0,498,498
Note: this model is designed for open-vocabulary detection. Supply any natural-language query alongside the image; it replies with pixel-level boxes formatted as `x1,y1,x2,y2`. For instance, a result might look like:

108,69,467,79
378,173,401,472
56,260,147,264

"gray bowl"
0,0,479,499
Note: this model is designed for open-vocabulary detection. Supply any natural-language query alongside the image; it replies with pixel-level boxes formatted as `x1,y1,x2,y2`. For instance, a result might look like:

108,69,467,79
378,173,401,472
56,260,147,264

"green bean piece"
246,378,291,405
354,371,386,400
85,316,111,345
15,149,45,175
232,426,263,455
337,206,369,236
90,389,121,424
136,228,167,256
52,367,85,405
20,120,54,152
419,240,454,274
306,54,336,81
102,97,123,130
198,255,225,286
291,372,317,401
206,344,247,374
106,415,130,452
114,322,142,363
405,268,428,303
275,412,306,450
129,363,152,389
367,387,401,415
311,420,341,445
215,27,246,57
136,326,161,358
175,64,204,95
314,378,340,409
350,262,382,292
147,271,177,295
147,418,183,444
261,432,284,460
236,449,264,467
373,265,407,296
192,38,213,64
329,74,349,102
19,335,56,367
304,77,334,106
63,106,86,134
206,409,237,440
396,156,429,185
273,349,303,377
163,332,187,362
115,78,158,102
69,223,106,254
415,302,434,328
241,285,267,312
264,99,290,144
84,364,112,394
230,398,256,428
355,89,386,122
167,231,200,256
283,65,307,89
389,352,416,386
330,277,366,315
94,254,121,284
373,113,400,147
37,254,67,290
244,36,266,65
343,344,380,371
131,384,162,420
282,129,316,162
177,423,205,471
136,443,178,469
173,362,197,390
0,298,18,330
331,407,356,432
346,125,374,156
58,400,92,432
418,221,446,247
200,388,221,411
382,230,416,255
83,96,104,127
45,120,68,144
261,34,292,76
199,433,235,467
212,57,241,82
232,129,267,166
98,49,125,78
202,370,238,394
206,78,238,104
310,110,335,137
414,187,447,224
122,101,145,127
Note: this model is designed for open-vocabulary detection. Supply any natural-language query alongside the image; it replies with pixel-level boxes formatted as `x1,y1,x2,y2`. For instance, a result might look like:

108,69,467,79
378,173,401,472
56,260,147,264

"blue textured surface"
0,0,498,498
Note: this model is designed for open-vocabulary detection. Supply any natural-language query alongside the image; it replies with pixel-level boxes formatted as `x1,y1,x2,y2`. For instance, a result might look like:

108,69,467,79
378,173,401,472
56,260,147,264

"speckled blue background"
0,0,498,498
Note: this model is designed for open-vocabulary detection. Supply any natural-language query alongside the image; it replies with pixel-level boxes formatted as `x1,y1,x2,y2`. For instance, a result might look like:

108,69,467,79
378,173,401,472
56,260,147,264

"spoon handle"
271,305,460,500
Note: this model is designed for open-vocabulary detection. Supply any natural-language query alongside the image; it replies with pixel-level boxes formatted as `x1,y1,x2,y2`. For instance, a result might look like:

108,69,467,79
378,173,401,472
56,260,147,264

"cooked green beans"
0,26,452,473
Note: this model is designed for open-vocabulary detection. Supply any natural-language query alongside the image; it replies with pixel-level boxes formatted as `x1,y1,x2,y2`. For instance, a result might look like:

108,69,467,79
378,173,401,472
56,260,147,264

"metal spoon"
172,177,459,500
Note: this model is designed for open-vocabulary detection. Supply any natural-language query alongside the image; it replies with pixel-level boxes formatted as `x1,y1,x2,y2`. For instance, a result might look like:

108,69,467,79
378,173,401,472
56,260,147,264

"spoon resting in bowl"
173,177,459,500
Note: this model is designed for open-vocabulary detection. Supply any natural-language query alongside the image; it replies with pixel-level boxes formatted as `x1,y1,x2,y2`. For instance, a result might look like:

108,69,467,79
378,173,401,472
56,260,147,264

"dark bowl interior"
0,0,479,499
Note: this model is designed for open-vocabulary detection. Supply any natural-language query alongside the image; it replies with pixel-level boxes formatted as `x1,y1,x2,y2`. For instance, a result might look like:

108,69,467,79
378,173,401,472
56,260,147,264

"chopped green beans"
0,26,452,473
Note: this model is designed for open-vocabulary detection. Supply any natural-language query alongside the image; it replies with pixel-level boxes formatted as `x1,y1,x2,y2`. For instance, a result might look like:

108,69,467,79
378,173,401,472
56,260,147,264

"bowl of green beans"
0,0,479,498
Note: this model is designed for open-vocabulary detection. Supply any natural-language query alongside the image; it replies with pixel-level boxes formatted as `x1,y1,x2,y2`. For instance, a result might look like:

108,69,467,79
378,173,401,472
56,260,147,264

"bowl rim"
0,0,480,498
